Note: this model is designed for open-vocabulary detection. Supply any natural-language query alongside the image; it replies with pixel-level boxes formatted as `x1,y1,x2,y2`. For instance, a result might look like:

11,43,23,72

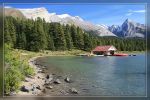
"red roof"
92,45,115,52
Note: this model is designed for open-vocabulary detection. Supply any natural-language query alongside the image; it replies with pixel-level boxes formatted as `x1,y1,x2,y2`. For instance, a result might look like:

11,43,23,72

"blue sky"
5,4,145,26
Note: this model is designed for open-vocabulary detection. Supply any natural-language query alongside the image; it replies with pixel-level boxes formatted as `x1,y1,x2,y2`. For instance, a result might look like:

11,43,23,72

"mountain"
109,19,146,38
5,8,25,19
5,7,145,38
18,7,116,37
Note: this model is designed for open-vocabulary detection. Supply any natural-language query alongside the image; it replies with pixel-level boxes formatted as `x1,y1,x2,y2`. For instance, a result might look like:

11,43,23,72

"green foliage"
5,66,24,94
23,63,34,76
4,16,146,52
4,44,34,94
64,24,73,50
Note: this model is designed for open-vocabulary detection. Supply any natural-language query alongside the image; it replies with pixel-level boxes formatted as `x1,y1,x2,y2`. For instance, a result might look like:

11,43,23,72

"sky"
5,4,146,26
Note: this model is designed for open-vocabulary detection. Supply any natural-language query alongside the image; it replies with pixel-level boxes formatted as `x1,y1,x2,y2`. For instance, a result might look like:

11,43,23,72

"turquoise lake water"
36,54,146,96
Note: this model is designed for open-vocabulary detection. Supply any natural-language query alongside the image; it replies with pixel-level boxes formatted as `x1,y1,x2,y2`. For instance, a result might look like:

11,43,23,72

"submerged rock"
70,88,78,94
64,77,70,83
54,79,61,84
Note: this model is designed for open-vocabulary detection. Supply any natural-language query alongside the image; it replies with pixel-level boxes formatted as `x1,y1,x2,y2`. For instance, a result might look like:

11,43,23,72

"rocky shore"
17,56,45,96
17,56,79,96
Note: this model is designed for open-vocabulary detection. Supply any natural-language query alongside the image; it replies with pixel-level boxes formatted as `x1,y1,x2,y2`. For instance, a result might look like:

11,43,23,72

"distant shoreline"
116,51,145,55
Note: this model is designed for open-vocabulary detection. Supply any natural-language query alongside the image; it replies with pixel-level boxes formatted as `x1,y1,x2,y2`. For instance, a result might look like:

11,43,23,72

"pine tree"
76,27,84,50
4,16,146,52
70,25,78,49
4,18,12,45
64,24,73,50
83,33,93,51
55,24,66,50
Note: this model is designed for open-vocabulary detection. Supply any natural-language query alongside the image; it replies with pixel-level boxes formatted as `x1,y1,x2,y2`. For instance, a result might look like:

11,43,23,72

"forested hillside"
4,16,146,52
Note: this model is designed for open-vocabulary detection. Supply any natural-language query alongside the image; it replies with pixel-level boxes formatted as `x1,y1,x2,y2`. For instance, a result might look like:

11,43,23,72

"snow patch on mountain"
18,7,116,37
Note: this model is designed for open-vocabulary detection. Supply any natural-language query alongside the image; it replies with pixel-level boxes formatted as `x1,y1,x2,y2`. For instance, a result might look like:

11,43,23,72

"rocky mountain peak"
109,19,145,38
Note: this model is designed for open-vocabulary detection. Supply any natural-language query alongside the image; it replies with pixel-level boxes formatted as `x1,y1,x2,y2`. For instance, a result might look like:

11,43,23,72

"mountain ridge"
18,7,117,37
4,7,145,38
109,18,146,38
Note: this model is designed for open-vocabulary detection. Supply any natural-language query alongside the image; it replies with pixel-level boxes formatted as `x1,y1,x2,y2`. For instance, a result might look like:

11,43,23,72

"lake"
36,54,146,96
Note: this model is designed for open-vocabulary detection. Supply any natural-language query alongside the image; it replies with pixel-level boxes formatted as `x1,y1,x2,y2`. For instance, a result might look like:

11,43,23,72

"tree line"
4,16,146,52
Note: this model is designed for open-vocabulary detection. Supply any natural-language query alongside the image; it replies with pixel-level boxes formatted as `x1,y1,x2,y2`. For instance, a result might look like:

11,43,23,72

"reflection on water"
36,54,146,96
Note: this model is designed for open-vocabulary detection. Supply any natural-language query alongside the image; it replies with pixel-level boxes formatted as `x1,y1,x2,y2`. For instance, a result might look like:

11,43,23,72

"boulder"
45,74,53,85
64,77,70,83
24,79,29,82
37,76,40,79
70,88,78,94
36,85,41,90
42,66,47,69
54,79,61,84
20,85,29,92
9,92,16,96
42,89,46,93
46,86,53,89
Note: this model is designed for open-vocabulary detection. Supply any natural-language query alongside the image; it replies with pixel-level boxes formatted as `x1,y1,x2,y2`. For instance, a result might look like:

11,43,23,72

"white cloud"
4,6,12,8
126,13,133,16
126,9,145,16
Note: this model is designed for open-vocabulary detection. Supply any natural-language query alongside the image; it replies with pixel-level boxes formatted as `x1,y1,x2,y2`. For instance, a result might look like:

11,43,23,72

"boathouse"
91,45,117,56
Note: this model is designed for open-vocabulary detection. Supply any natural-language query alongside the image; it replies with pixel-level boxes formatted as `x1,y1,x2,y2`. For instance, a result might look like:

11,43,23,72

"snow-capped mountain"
5,7,145,38
109,19,146,38
18,7,116,37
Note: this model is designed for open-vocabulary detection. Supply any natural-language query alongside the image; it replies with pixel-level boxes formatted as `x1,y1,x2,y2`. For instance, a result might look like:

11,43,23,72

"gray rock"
54,79,61,84
37,76,41,79
24,79,29,82
70,88,78,94
42,89,46,93
20,85,29,92
45,74,53,85
64,77,70,83
46,86,53,89
36,85,41,90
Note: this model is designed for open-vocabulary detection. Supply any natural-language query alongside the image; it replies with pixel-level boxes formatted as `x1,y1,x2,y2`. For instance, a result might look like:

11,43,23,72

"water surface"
36,54,146,96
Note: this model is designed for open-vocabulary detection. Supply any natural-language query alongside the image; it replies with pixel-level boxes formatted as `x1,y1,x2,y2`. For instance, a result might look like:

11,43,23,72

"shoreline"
17,56,46,96
17,55,80,96
16,50,145,96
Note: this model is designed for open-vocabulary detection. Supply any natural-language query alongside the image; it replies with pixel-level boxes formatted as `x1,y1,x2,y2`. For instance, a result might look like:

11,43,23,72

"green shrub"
23,64,34,76
4,44,35,94
5,66,24,94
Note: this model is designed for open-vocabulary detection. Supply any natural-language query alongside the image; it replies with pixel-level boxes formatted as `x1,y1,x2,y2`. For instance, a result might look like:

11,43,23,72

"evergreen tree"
76,27,84,50
4,16,146,52
55,23,66,50
4,18,12,45
64,24,73,50
70,25,78,48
